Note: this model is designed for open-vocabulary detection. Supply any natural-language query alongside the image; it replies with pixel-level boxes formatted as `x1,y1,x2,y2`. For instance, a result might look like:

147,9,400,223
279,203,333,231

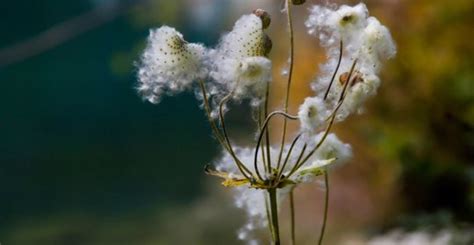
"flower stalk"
268,188,281,245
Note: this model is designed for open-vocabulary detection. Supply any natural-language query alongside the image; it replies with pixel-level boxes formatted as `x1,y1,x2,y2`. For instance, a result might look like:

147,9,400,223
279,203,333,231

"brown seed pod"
339,71,364,87
291,0,306,5
252,9,271,29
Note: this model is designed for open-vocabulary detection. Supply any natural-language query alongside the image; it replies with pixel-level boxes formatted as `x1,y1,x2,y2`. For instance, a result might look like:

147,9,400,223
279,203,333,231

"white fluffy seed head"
306,3,368,48
208,14,273,108
359,17,397,72
298,97,329,134
306,3,396,120
137,26,207,104
219,14,269,59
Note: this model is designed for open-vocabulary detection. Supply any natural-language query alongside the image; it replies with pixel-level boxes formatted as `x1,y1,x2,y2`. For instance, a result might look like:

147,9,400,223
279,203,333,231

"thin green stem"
318,172,329,245
290,189,296,245
268,188,281,245
277,0,295,170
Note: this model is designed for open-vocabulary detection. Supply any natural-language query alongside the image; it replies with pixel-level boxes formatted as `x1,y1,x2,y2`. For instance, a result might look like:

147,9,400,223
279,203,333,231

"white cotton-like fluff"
209,14,272,106
306,3,369,49
298,96,330,133
137,26,207,104
306,132,352,166
359,17,397,72
217,14,269,59
305,3,396,121
212,56,272,101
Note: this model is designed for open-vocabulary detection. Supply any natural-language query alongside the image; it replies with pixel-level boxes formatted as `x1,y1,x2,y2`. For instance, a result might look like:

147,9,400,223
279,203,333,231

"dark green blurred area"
0,1,230,244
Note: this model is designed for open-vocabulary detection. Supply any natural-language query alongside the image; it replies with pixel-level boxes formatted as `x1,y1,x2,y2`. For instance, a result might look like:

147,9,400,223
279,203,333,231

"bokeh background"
0,0,472,244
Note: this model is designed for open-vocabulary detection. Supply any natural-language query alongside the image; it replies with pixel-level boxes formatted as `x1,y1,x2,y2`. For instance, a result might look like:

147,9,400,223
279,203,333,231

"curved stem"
269,188,281,245
277,0,295,170
254,111,298,180
290,188,296,245
318,172,329,245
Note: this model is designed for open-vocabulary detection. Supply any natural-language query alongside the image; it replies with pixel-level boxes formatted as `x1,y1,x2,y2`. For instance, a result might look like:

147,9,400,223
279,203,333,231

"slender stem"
218,93,253,179
290,189,296,245
265,193,275,240
318,172,329,245
264,81,272,173
323,40,343,100
268,188,281,245
277,0,295,169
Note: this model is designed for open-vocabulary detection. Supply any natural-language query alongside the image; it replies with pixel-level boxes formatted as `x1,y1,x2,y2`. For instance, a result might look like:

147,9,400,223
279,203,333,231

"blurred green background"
0,0,472,244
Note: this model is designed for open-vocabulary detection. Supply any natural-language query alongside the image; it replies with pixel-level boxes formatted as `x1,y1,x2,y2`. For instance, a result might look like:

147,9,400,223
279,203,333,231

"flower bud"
291,0,306,5
252,9,271,29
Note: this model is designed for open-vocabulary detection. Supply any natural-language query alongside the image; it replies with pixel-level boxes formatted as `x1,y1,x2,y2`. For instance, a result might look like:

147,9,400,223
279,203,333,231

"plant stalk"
318,172,329,245
290,189,296,245
268,188,281,245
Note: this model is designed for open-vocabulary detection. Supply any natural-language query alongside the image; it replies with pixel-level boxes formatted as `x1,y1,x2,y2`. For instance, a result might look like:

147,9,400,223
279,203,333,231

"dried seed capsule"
291,0,306,5
339,71,364,87
252,9,271,29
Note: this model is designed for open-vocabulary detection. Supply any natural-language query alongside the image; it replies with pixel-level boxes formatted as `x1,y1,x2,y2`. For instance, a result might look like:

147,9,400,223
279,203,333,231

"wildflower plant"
136,1,395,244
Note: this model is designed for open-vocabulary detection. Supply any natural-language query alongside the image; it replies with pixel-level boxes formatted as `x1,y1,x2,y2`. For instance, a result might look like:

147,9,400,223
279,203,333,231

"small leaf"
293,158,336,182
222,178,250,187
205,165,249,187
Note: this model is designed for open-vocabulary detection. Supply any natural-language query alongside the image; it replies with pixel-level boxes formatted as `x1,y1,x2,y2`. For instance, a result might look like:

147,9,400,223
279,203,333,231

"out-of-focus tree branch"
0,0,149,68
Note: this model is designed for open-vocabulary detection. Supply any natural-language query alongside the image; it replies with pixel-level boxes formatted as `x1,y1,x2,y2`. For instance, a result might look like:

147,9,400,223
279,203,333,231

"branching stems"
254,111,298,181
